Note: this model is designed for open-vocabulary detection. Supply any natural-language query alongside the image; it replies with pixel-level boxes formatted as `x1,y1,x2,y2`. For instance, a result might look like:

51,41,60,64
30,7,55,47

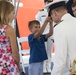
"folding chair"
17,36,30,73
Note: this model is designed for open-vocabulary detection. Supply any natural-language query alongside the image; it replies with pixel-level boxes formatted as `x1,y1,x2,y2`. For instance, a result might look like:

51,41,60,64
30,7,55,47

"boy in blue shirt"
28,17,53,75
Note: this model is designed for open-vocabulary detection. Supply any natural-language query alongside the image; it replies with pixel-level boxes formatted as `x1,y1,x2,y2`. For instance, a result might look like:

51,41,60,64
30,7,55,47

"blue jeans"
28,62,43,75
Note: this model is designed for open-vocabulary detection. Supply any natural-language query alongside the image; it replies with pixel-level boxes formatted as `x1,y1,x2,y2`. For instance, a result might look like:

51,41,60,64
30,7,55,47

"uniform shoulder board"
54,20,63,28
39,9,44,11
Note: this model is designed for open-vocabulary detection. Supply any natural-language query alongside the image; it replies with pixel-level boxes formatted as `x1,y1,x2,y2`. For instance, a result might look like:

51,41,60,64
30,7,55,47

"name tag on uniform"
42,15,46,17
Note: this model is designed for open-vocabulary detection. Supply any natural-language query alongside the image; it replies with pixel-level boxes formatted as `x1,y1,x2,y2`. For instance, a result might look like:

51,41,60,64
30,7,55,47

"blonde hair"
0,1,14,25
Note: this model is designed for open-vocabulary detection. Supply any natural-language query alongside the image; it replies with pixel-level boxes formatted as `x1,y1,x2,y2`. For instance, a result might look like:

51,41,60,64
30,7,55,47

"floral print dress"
0,25,20,75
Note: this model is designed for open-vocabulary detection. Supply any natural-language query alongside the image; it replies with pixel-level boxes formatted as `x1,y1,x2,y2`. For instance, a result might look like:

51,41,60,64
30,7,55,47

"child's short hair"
28,20,40,29
71,2,76,7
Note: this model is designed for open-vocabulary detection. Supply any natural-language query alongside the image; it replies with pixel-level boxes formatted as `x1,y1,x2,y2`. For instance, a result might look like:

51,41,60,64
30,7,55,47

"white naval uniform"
35,8,53,73
51,13,76,75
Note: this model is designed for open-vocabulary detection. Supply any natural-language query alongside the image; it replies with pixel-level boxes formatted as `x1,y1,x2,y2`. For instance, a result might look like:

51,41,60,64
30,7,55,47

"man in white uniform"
35,0,53,73
45,0,76,75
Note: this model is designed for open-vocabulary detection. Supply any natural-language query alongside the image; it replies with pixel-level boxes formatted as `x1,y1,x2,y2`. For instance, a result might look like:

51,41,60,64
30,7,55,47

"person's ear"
52,10,57,17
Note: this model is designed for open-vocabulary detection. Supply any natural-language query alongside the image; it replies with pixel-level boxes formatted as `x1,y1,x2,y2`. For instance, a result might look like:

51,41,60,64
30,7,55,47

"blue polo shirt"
28,34,48,64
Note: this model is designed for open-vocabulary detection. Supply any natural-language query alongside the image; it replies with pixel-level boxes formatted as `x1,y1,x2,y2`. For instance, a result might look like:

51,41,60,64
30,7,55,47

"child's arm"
34,17,51,38
6,26,20,70
45,17,53,39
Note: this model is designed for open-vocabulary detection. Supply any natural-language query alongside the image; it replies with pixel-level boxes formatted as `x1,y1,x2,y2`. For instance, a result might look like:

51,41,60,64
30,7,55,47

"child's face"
72,6,76,17
73,0,76,3
31,24,40,33
8,9,15,22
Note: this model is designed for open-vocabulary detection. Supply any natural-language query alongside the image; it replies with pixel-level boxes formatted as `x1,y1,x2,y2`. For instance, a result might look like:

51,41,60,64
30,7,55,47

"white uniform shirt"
35,8,50,34
51,13,76,75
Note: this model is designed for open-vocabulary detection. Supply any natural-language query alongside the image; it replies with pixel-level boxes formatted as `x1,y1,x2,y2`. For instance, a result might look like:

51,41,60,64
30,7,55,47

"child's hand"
45,17,53,23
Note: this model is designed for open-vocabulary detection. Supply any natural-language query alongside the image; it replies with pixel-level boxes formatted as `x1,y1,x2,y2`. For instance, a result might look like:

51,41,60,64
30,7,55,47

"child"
71,2,76,17
0,1,20,75
35,0,53,73
28,17,53,75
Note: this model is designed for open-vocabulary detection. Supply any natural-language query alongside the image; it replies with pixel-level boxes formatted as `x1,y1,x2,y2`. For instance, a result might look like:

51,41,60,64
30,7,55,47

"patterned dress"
0,25,20,75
